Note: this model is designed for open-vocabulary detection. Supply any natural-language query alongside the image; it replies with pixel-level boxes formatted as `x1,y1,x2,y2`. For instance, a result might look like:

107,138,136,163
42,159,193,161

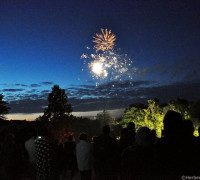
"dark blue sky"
0,0,200,119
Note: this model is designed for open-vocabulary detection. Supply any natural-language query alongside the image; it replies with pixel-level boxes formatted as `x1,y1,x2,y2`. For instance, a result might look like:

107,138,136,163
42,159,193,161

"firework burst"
93,29,116,51
81,50,136,83
81,29,137,85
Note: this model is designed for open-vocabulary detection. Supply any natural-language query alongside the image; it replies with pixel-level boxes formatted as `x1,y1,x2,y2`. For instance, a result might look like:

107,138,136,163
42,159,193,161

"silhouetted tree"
96,110,113,129
35,115,44,121
190,100,200,120
71,117,92,135
42,85,72,121
0,94,10,120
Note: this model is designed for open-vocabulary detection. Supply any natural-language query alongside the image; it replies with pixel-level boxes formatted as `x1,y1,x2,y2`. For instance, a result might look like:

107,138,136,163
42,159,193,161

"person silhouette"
76,133,93,180
1,133,20,180
120,122,136,152
35,126,59,180
122,127,155,179
94,125,118,180
156,110,184,179
62,134,76,179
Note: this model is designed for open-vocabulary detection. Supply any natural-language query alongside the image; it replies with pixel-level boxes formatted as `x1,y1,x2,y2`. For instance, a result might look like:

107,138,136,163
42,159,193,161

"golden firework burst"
93,29,116,51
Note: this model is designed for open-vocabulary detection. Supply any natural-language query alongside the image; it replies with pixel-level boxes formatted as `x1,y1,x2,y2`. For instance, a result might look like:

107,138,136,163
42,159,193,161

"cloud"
171,58,199,77
30,82,54,87
30,84,41,88
41,82,54,85
68,80,155,98
41,90,50,93
66,80,200,112
3,89,25,92
5,79,200,115
1,82,55,91
97,80,155,88
15,84,27,87
138,63,166,78
26,89,38,93
138,57,200,82
9,99,48,113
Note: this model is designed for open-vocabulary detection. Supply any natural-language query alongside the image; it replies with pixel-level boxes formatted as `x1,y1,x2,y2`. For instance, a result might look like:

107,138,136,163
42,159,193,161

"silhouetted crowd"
0,110,200,180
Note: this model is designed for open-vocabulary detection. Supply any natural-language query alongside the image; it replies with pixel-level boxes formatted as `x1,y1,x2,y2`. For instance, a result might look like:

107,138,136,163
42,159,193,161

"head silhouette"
164,110,183,136
135,127,153,147
68,134,73,141
102,125,110,135
79,133,87,141
127,122,135,132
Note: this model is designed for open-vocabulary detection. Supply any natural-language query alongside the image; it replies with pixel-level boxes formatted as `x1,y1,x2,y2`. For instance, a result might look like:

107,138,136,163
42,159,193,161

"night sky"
0,0,200,120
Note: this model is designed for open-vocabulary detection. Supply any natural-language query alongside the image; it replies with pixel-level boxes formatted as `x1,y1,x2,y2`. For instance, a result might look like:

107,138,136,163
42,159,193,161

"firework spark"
93,29,116,51
81,49,136,82
91,61,103,76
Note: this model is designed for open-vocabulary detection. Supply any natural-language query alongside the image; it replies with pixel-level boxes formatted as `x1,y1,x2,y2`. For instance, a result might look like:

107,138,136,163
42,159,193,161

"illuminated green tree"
144,99,168,137
168,98,191,119
120,98,194,138
122,103,147,130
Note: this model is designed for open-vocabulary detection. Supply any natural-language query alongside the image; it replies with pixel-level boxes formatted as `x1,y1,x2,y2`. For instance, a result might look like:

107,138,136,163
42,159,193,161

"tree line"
0,85,200,138
119,98,200,137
